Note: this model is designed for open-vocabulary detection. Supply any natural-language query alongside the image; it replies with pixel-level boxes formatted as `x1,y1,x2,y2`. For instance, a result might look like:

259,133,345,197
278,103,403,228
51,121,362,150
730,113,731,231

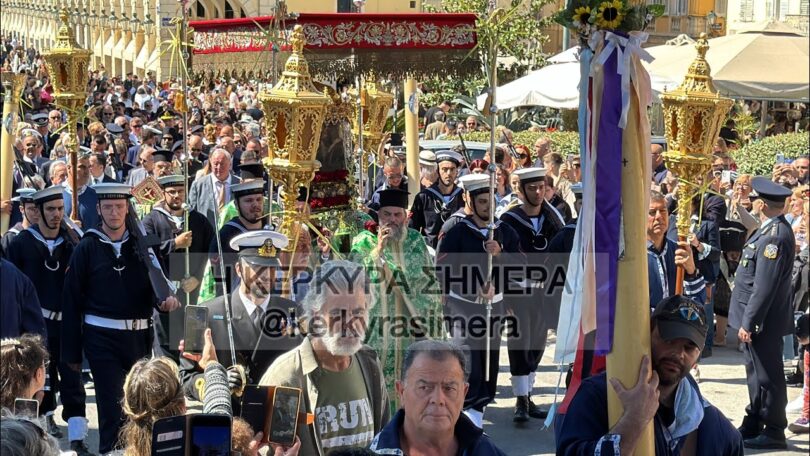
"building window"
740,0,754,22
671,17,681,32
196,1,205,19
338,0,352,12
225,1,234,19
410,0,416,7
802,0,810,15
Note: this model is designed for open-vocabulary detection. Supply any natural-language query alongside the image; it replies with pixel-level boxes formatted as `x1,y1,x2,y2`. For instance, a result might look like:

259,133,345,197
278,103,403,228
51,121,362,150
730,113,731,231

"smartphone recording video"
268,387,301,446
184,306,208,355
189,414,232,456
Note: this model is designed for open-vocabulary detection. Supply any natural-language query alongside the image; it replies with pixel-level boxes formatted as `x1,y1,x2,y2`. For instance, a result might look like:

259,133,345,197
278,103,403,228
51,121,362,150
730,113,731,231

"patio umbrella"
644,21,810,102
477,60,581,110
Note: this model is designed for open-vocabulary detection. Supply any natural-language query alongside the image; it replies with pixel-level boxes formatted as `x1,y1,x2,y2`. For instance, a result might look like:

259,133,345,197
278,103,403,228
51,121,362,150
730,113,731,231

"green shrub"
455,131,581,158
732,132,810,176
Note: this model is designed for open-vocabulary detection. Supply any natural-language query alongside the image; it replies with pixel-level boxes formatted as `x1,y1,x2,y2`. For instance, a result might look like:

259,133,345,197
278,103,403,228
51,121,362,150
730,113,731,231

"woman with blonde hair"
0,334,49,411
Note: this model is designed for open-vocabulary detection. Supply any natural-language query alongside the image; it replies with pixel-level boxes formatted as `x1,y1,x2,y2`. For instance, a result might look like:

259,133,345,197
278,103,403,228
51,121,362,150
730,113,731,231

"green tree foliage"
732,133,810,176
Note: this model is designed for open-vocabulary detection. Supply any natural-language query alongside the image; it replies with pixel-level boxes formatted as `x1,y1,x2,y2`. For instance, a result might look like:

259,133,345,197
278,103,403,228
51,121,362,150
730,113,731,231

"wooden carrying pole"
604,79,655,453
0,73,25,234
404,78,420,207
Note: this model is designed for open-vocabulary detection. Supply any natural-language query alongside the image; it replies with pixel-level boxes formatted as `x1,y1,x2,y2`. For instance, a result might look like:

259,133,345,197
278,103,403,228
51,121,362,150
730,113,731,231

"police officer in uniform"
409,150,465,249
436,173,522,428
143,175,215,356
500,167,565,423
5,186,90,454
729,177,795,450
180,230,301,410
62,183,180,455
210,179,268,297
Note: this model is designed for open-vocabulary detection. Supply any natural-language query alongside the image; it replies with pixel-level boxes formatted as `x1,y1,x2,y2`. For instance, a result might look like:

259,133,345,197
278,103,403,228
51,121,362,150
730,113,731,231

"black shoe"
45,415,62,438
786,371,803,387
737,424,761,440
743,434,787,450
70,440,96,456
527,397,549,419
513,396,530,423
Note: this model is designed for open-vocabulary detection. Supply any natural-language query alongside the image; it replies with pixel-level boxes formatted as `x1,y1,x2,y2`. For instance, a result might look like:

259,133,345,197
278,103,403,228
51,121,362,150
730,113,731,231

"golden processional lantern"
349,81,395,164
661,32,733,292
259,24,331,243
42,9,92,221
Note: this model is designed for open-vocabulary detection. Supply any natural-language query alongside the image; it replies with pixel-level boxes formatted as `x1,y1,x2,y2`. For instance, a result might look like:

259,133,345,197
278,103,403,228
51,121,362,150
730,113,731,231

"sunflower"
596,0,625,30
572,6,592,26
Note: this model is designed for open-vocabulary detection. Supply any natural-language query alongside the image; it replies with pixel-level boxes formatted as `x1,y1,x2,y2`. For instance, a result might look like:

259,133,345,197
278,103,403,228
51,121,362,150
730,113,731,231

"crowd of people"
1,37,809,456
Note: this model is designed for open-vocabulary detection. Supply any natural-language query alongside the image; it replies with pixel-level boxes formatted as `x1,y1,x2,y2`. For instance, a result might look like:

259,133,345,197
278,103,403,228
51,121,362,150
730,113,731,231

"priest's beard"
381,221,407,266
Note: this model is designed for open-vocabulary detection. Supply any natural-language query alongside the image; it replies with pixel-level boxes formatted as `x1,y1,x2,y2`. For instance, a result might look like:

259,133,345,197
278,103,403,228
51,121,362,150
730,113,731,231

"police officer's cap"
512,167,546,184
94,183,132,200
232,180,265,198
16,188,37,203
171,141,185,153
751,176,792,204
152,149,173,164
229,230,289,268
436,150,463,166
105,123,124,135
31,113,49,127
78,146,93,158
32,186,64,204
377,189,409,210
458,174,490,195
189,124,204,135
157,175,185,188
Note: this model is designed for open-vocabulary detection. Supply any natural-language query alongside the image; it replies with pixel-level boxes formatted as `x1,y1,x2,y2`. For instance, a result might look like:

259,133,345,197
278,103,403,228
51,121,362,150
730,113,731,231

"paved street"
54,333,808,455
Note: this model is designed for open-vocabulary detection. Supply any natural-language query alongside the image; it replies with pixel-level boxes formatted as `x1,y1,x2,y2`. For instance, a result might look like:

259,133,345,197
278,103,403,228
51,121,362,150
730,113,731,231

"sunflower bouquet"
554,0,664,40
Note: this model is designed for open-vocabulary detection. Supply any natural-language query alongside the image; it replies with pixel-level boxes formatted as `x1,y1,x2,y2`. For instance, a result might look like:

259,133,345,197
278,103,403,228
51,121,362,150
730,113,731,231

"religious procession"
0,0,808,455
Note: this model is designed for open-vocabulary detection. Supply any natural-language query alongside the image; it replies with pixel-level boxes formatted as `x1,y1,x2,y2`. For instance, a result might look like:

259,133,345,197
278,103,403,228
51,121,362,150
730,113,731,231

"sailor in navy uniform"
5,186,90,452
1,188,39,257
436,174,522,428
210,179,268,297
61,183,180,455
729,177,796,450
180,230,301,410
143,175,215,356
409,150,465,249
500,167,565,423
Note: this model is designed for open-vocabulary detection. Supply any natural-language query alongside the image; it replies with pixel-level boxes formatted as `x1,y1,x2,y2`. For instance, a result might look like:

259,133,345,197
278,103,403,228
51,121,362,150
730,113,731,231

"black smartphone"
189,414,232,456
390,132,403,147
151,415,186,456
268,386,301,446
184,306,208,355
13,398,39,417
239,385,270,439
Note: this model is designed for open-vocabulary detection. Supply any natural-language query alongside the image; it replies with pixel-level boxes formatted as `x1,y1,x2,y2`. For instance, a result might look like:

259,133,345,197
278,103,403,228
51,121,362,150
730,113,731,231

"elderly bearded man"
351,189,443,407
260,260,390,455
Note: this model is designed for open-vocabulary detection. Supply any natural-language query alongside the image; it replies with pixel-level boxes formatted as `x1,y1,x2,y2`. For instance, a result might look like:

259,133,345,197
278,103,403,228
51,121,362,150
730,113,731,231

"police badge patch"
764,244,778,259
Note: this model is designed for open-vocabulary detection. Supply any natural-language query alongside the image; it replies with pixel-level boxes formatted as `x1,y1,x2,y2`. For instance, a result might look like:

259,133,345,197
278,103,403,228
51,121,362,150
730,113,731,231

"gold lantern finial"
661,32,733,259
259,24,331,244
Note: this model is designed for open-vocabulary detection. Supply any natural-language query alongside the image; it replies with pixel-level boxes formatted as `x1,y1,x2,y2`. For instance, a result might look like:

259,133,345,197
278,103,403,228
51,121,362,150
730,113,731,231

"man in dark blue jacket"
556,295,743,456
0,257,46,339
370,340,506,455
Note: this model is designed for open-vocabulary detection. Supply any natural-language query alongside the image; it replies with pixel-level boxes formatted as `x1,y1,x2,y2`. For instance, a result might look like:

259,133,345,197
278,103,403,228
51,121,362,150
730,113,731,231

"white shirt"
211,174,231,204
239,287,270,322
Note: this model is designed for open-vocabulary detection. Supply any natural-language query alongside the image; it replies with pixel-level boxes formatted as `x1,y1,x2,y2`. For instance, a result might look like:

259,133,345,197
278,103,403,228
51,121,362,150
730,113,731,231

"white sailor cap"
31,113,49,126
105,123,125,135
229,230,289,267
419,150,436,166
93,183,132,200
458,174,491,194
231,179,265,198
157,174,186,188
144,125,163,135
15,188,37,203
32,186,64,204
512,167,546,183
436,150,463,166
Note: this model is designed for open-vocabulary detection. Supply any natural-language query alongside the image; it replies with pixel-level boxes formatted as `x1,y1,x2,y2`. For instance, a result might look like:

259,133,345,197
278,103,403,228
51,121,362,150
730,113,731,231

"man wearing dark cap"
143,175,215,350
729,176,796,449
161,127,177,151
557,295,743,455
31,113,53,157
5,186,91,454
180,230,301,412
62,183,180,454
350,188,443,407
152,148,176,178
409,150,465,249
